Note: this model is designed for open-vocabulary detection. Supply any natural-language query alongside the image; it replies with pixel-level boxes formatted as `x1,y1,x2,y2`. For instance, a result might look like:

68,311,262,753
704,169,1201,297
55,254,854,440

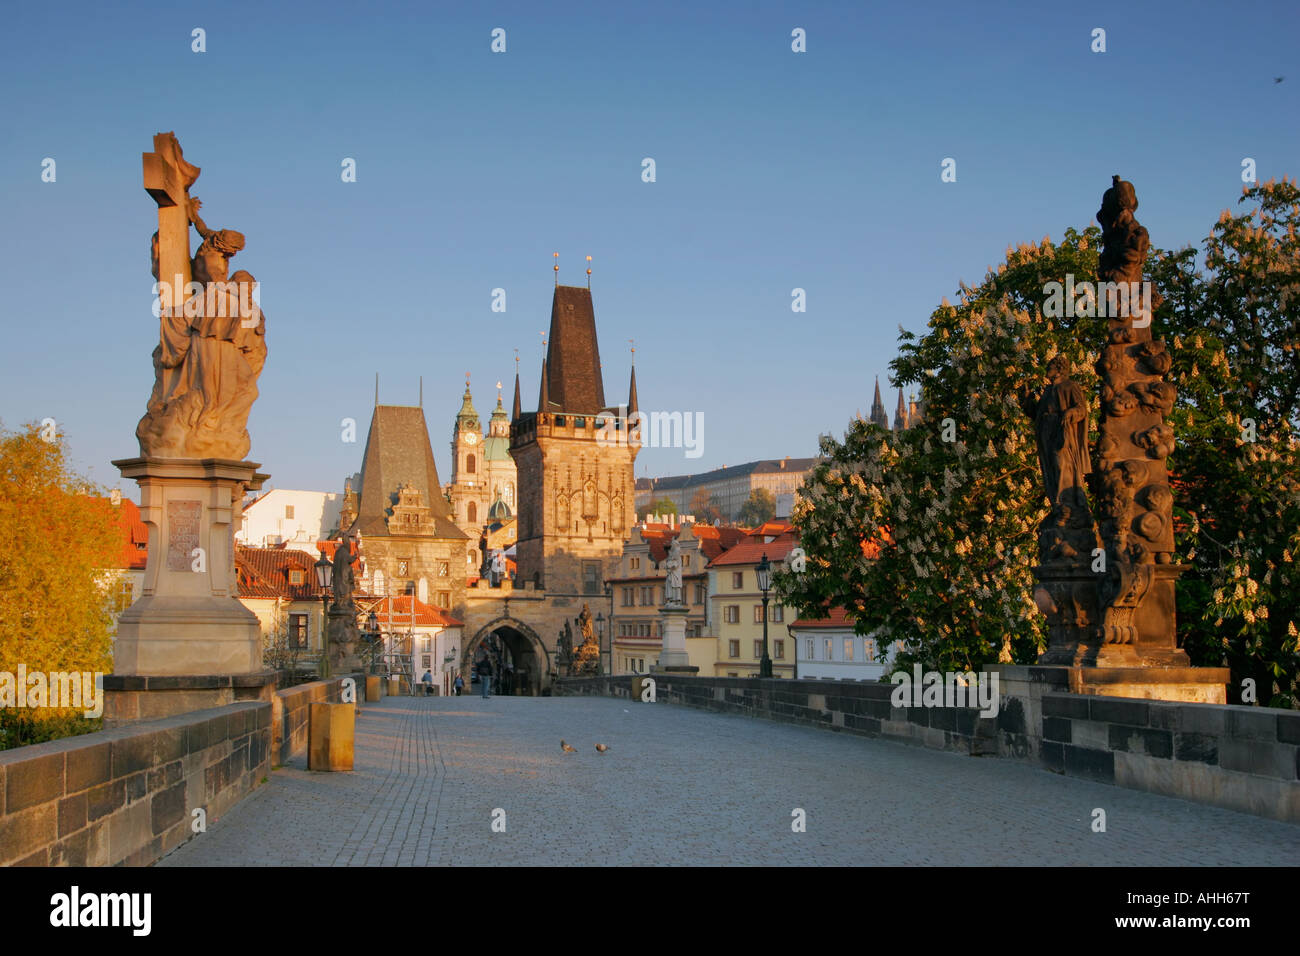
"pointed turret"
627,364,639,418
538,358,551,412
869,377,889,429
511,371,522,422
455,379,480,433
894,388,908,432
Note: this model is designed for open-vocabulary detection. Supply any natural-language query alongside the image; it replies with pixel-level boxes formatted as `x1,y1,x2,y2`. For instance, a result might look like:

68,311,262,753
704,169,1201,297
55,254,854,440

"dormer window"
289,569,304,585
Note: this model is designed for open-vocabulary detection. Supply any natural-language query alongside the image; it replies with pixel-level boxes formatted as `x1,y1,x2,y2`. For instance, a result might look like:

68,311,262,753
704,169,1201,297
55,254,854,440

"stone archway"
465,618,549,696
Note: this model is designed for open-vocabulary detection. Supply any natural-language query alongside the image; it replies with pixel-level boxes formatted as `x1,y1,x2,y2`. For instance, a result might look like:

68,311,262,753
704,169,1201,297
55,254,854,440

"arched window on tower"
468,501,477,524
467,454,476,475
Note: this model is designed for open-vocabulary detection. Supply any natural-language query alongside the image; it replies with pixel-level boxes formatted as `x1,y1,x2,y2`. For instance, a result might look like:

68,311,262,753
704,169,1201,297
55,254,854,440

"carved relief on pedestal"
1092,176,1178,648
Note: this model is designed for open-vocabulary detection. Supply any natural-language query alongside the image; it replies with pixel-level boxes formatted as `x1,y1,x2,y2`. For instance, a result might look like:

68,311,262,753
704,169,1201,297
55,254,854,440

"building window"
753,639,763,658
774,639,784,659
467,454,476,475
421,637,431,653
583,563,601,595
398,558,410,576
864,638,877,662
843,638,854,662
468,501,477,523
289,569,304,586
824,638,833,661
631,557,641,570
805,638,814,659
438,561,449,577
694,582,706,605
289,613,308,649
622,587,634,607
641,586,654,606
683,554,691,567
421,654,432,669
437,591,450,608
769,605,783,623
728,640,740,658
753,605,764,624
731,571,743,589
724,605,739,624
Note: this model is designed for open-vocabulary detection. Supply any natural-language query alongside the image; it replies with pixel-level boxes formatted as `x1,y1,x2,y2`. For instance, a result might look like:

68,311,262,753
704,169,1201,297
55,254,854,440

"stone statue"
137,133,267,461
331,536,356,612
558,622,573,664
663,538,684,606
571,604,601,676
1023,356,1091,516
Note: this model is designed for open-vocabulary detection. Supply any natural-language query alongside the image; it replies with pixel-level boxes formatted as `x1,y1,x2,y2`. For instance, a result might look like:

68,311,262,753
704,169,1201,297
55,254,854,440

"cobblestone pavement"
157,695,1300,866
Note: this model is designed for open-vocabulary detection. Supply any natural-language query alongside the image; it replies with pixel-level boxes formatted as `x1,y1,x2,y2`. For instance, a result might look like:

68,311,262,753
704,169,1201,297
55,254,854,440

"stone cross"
142,132,199,315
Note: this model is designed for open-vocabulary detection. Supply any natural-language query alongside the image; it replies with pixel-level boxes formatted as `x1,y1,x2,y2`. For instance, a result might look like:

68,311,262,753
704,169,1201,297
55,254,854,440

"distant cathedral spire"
894,387,908,432
869,377,889,429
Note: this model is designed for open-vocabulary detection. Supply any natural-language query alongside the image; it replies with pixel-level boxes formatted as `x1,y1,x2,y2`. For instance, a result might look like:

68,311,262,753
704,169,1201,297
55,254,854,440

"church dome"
488,492,512,520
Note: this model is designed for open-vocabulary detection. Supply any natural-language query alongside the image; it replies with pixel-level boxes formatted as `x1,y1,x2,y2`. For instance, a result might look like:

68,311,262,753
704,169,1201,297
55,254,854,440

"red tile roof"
708,531,799,568
790,606,856,630
367,595,463,629
113,498,149,570
235,546,327,601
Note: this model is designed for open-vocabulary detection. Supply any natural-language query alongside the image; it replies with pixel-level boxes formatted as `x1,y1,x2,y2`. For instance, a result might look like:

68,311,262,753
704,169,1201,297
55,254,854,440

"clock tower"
445,375,518,574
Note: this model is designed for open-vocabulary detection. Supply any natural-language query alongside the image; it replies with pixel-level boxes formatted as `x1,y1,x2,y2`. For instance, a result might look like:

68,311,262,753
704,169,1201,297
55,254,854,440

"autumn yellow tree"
0,421,122,748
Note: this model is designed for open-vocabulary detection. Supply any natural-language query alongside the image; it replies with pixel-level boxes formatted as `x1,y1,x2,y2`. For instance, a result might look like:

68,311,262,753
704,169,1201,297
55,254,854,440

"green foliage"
643,497,678,519
738,488,776,526
1155,179,1300,707
779,180,1300,704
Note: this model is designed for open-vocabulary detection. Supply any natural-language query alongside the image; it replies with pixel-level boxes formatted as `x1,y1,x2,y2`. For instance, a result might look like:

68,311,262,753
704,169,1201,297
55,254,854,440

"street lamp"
595,612,605,677
756,552,773,678
314,550,333,676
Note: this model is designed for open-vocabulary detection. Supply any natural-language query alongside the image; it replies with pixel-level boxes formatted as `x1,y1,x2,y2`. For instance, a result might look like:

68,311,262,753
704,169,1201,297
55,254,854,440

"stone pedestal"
309,701,354,771
654,604,698,673
326,607,363,677
107,456,269,722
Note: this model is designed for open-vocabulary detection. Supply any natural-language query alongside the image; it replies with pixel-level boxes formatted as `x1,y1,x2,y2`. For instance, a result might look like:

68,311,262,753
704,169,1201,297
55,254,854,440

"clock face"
464,432,477,445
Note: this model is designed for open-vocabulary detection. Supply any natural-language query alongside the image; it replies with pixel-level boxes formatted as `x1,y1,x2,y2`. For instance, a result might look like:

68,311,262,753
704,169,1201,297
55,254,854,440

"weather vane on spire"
586,254,592,288
553,252,559,286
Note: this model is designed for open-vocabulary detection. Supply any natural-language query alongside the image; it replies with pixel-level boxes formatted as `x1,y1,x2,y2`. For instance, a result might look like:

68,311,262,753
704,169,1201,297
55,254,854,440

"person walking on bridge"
478,654,493,699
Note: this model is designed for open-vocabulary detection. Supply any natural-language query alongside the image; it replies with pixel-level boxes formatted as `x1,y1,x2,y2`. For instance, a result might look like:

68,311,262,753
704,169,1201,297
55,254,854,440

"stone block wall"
1039,693,1300,822
557,673,1300,823
557,674,996,755
0,700,270,866
272,672,362,767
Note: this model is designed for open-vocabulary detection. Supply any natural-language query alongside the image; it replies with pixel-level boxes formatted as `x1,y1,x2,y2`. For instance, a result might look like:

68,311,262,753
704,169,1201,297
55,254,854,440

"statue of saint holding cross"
136,132,266,460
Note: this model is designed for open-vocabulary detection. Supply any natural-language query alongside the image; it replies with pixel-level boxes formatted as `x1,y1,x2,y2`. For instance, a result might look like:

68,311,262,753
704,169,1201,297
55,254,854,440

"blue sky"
1,0,1296,494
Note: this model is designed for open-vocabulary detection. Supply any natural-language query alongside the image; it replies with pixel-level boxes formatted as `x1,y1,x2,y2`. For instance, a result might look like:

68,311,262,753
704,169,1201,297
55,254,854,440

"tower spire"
627,339,638,417
894,386,907,432
869,377,889,429
512,351,522,421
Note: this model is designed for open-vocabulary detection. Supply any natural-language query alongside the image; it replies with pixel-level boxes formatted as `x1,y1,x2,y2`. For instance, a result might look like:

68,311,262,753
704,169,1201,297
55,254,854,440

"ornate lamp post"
314,550,333,677
362,609,380,673
596,612,605,676
756,552,773,678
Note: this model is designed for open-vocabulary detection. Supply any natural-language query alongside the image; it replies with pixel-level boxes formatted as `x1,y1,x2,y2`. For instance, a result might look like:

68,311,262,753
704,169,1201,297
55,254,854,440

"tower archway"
465,618,549,696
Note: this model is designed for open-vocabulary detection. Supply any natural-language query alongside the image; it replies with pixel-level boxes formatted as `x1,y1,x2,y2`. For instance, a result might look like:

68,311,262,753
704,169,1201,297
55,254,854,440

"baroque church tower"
447,377,518,571
510,284,638,594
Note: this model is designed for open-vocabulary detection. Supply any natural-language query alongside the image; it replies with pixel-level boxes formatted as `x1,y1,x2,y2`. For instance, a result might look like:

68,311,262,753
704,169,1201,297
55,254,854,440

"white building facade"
237,489,343,555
